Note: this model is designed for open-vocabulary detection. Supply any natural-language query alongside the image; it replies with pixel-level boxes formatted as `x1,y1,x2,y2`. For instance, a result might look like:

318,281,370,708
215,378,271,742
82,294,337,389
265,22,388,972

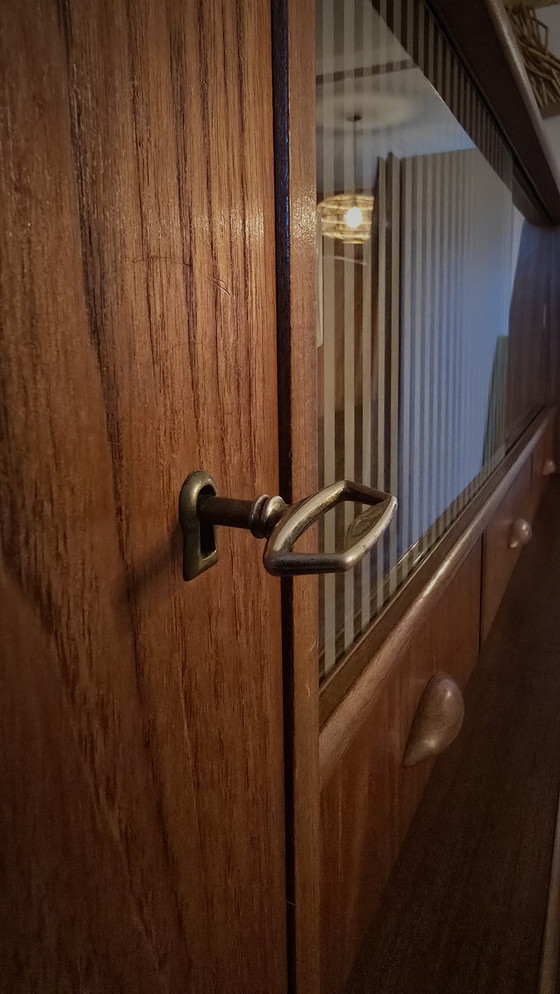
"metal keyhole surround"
179,471,397,581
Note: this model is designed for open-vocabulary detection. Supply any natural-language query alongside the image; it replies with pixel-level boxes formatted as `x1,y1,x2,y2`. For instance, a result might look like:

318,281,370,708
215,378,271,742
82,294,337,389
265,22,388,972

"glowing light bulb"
343,206,363,229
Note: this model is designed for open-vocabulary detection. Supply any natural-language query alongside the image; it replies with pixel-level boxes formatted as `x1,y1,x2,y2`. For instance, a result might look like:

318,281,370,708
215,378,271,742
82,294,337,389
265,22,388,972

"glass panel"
316,0,533,680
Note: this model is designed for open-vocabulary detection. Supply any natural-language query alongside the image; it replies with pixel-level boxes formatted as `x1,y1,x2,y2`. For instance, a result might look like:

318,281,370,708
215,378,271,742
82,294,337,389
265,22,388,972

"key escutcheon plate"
179,473,397,579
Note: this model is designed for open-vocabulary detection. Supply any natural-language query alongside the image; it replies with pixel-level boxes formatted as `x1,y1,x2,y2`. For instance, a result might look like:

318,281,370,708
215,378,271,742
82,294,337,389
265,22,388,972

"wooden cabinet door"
0,2,287,992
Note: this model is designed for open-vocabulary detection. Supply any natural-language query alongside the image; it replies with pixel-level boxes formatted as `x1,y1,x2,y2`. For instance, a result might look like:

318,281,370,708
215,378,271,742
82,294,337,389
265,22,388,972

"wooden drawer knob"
403,672,465,768
508,517,532,549
542,458,556,477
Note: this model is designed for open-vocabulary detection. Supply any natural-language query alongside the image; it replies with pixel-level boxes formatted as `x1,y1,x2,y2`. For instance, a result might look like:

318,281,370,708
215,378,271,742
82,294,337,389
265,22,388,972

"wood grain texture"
272,0,321,989
0,3,287,992
320,408,553,773
347,478,560,994
319,541,482,994
509,516,533,549
481,460,532,640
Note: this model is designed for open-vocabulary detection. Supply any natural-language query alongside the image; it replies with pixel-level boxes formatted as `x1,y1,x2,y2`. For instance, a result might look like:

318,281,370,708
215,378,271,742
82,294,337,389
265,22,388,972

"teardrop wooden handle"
542,458,556,477
508,517,532,549
403,672,465,768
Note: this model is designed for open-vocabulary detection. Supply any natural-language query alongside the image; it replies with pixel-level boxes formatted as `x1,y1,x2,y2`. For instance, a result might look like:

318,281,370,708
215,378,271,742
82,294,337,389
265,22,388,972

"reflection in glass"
317,0,528,678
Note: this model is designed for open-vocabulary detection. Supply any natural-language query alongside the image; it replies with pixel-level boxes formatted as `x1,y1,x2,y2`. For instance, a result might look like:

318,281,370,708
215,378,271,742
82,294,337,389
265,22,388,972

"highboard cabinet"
279,0,560,989
2,0,560,992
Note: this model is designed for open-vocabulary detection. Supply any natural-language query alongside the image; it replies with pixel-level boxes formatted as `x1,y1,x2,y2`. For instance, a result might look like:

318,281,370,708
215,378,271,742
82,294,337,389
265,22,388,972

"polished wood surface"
426,0,560,223
320,408,553,770
272,0,321,989
0,3,287,992
320,542,482,994
481,460,532,640
402,673,465,769
347,478,560,994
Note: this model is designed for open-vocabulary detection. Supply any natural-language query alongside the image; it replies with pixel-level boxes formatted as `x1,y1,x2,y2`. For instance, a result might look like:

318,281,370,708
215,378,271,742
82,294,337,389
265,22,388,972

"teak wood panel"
481,459,532,641
320,541,482,994
346,477,560,994
0,3,287,993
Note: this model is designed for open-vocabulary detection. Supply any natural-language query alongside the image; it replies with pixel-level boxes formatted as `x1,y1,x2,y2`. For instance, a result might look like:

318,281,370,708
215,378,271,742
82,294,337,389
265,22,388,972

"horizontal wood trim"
320,406,555,787
426,0,560,224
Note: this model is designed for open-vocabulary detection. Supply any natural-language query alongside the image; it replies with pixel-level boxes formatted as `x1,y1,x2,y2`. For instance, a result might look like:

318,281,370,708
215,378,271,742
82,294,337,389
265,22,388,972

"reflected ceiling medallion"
317,192,375,244
317,91,416,133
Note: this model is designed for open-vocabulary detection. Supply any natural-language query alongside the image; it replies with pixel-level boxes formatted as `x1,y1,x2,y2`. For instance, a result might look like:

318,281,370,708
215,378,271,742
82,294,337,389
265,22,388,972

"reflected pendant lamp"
317,114,374,244
317,192,375,244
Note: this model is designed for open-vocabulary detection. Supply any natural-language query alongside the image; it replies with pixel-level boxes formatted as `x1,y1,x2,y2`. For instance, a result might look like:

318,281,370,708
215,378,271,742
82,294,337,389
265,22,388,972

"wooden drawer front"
481,459,532,642
320,542,482,994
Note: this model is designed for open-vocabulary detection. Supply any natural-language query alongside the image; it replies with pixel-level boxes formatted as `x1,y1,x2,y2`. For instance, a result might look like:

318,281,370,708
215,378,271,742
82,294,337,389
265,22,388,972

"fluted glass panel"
317,0,528,680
